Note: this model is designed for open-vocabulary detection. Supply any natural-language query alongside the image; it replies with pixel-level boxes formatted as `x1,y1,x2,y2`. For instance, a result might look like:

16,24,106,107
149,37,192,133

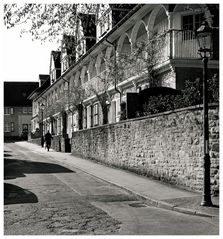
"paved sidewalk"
14,141,219,218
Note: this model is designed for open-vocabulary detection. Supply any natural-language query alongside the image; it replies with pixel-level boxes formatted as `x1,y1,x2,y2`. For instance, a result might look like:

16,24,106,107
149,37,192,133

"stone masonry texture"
29,135,64,152
71,104,219,194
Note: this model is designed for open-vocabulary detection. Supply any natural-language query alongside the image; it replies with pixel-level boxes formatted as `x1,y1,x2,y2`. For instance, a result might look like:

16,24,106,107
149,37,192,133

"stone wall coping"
73,103,219,134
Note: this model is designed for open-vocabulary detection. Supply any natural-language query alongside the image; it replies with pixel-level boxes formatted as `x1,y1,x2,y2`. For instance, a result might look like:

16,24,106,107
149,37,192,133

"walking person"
44,130,53,151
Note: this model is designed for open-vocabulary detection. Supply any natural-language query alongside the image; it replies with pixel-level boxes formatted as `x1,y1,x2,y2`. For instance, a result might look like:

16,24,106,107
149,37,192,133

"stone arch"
74,70,81,86
117,33,131,54
95,52,104,75
80,66,87,83
87,59,94,79
105,46,113,60
131,20,149,47
147,5,169,33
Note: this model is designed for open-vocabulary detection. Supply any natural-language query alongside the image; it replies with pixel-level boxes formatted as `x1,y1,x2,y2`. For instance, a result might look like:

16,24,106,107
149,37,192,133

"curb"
19,142,218,219
144,199,215,218
50,154,216,218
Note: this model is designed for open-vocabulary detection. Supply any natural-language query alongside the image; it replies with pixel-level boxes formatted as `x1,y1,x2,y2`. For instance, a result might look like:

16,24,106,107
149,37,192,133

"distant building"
28,75,50,135
4,81,39,140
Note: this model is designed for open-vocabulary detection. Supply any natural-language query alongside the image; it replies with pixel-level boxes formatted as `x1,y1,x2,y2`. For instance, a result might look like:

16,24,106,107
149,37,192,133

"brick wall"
71,104,219,194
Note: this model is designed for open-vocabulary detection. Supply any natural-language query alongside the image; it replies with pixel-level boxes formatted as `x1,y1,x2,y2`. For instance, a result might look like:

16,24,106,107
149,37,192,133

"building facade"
29,4,219,148
4,82,39,140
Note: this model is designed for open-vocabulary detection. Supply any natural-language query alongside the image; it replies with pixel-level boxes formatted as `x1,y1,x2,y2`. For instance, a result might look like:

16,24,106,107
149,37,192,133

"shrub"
142,75,219,116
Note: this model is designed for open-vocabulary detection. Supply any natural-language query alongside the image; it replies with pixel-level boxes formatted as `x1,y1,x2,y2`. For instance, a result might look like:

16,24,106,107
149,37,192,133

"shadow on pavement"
4,158,75,180
4,183,38,205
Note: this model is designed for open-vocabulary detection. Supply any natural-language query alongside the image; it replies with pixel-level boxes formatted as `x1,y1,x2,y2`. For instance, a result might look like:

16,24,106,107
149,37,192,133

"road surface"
4,142,219,235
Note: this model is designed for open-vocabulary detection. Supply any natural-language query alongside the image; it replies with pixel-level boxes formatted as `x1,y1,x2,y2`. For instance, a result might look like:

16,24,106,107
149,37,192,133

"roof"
33,4,144,101
4,81,39,107
28,78,51,100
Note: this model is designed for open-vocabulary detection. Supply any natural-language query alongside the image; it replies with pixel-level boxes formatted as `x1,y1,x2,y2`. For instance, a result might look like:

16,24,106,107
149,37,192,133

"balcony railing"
172,30,200,59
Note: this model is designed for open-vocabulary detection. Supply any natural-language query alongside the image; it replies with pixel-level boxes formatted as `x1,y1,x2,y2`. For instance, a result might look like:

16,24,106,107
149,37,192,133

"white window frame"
4,107,13,115
93,103,99,126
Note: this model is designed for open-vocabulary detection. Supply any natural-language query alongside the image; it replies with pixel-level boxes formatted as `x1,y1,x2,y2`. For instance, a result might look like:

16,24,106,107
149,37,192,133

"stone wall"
71,104,219,194
28,137,41,146
51,135,62,152
29,135,64,152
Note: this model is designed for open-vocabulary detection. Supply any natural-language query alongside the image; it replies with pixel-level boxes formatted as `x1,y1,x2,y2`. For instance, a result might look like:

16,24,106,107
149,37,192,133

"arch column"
167,11,174,59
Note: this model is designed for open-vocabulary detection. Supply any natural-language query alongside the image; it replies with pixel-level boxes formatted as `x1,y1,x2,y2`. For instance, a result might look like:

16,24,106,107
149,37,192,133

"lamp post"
40,102,45,148
196,21,213,206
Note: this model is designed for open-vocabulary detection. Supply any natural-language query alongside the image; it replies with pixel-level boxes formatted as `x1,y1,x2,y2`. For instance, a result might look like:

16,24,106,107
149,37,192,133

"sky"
2,23,59,83
1,0,220,83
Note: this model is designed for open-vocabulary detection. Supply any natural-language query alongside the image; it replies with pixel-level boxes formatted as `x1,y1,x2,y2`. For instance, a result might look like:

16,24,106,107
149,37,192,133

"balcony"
172,30,199,59
122,29,218,80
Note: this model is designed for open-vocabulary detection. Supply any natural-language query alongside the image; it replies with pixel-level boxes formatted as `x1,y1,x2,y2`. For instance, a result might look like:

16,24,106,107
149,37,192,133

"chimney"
39,74,50,87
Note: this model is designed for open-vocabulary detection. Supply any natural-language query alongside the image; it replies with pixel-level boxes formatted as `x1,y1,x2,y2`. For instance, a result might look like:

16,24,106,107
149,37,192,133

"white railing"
173,30,200,59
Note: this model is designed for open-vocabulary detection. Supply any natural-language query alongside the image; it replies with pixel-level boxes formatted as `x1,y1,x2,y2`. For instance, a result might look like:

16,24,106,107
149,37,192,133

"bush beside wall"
71,104,219,194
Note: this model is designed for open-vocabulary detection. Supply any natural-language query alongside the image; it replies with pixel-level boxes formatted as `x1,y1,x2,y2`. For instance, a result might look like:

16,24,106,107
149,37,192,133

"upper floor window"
4,107,13,115
182,13,204,31
100,22,106,37
182,13,204,40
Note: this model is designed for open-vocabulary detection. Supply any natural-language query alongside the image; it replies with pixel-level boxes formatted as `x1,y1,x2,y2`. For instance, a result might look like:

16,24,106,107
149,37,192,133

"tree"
4,4,98,43
88,83,110,125
128,32,167,87
67,83,86,130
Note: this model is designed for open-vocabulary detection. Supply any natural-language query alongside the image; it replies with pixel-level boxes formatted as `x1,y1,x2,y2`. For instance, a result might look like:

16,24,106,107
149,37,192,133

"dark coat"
45,132,53,144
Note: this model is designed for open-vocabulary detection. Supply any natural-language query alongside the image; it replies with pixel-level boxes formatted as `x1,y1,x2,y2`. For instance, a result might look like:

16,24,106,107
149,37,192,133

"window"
22,124,28,132
23,107,28,114
182,13,204,40
182,13,204,31
57,118,61,135
93,103,99,126
28,107,32,114
11,122,15,132
84,107,87,129
4,123,10,132
182,14,193,31
4,107,13,115
100,22,106,37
